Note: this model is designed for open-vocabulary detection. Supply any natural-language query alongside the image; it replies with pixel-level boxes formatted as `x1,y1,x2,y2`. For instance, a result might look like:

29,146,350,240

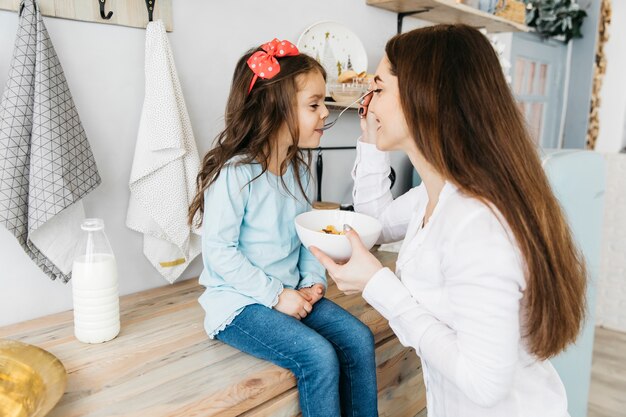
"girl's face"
296,70,329,148
368,56,412,152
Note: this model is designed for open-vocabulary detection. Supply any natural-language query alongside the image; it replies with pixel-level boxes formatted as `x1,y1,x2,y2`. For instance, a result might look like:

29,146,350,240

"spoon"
321,89,376,131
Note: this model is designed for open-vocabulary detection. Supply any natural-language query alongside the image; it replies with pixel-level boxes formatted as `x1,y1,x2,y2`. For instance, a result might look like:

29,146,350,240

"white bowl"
295,210,382,261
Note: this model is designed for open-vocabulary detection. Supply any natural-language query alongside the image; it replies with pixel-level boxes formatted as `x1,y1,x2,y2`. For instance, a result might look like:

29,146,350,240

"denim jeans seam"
327,339,356,417
231,322,311,417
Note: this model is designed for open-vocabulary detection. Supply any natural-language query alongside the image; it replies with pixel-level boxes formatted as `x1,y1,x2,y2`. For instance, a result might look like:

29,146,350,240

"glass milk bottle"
71,218,120,343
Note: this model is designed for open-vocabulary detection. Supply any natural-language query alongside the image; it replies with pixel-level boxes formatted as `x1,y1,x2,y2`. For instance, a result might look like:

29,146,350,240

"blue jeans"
215,297,378,417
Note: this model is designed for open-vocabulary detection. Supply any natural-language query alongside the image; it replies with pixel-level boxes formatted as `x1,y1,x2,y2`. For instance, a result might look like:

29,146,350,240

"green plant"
524,0,588,42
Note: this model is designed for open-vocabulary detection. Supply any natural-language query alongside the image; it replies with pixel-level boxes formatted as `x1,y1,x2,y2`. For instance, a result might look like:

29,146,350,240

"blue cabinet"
543,149,605,417
510,33,569,148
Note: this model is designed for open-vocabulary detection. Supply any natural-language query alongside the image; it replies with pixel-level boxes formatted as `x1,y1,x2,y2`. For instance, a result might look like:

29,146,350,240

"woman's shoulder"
444,184,516,245
447,187,491,217
441,185,525,285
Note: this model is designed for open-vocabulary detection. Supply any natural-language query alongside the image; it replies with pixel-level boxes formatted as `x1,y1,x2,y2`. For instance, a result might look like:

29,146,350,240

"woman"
311,24,586,417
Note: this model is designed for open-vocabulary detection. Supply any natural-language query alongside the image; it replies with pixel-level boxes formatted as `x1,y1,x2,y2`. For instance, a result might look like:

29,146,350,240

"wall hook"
99,0,113,20
145,0,156,22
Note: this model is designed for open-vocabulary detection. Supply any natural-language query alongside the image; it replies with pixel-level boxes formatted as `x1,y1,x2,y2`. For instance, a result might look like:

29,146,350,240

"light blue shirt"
198,158,326,338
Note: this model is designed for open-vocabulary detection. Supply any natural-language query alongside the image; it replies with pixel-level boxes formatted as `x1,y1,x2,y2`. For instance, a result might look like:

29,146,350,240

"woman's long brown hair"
386,25,586,359
188,49,325,227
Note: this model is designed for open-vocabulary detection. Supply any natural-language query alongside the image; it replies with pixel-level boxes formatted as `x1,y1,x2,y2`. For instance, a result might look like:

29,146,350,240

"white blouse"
353,142,569,417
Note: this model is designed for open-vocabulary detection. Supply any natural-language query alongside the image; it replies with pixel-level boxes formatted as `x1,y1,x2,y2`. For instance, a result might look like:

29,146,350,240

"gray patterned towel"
0,0,101,283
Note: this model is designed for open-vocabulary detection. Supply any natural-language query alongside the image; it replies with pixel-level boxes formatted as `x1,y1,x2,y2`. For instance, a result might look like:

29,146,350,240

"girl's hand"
310,225,383,295
298,283,325,305
274,288,313,320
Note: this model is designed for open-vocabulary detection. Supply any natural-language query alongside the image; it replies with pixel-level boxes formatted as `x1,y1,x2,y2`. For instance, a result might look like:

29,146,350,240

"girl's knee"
346,322,376,367
298,338,340,378
315,338,341,366
352,320,376,350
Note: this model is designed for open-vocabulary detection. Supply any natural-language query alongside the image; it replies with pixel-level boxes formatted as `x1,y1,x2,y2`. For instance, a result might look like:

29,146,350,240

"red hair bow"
247,38,299,94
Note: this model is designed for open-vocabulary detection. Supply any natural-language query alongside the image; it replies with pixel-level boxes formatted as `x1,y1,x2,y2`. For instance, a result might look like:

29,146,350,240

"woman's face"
368,56,412,152
296,70,329,148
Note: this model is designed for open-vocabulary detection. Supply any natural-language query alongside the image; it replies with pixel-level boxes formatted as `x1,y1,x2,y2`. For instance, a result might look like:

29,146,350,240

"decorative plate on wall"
297,21,368,82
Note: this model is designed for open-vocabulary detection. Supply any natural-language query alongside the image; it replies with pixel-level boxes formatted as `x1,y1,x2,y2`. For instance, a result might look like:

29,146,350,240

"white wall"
593,1,626,332
596,154,626,332
595,0,626,152
0,1,423,327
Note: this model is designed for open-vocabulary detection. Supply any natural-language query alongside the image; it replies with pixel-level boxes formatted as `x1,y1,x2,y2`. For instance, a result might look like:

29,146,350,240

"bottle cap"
81,218,104,231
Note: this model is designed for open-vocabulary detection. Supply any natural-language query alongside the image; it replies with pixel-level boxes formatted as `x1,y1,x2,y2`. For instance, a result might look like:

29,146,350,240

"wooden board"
0,249,426,417
240,337,425,417
366,0,529,33
588,327,626,417
0,0,173,32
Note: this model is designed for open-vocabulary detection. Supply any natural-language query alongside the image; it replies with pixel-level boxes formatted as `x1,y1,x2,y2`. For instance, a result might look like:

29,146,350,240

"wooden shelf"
367,0,529,33
325,100,360,110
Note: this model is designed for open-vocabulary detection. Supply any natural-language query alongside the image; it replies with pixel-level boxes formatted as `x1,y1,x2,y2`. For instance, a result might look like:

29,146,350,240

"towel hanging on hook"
18,0,30,17
145,0,156,22
98,0,113,20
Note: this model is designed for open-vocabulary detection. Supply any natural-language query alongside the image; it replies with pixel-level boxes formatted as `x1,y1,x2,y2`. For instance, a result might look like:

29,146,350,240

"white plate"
297,21,368,83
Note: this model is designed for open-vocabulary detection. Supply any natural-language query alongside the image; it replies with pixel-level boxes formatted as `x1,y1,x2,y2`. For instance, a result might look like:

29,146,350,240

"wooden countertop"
0,250,426,417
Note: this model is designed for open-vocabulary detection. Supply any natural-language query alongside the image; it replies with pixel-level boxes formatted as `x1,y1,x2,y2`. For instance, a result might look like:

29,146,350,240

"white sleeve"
362,209,525,407
352,140,423,243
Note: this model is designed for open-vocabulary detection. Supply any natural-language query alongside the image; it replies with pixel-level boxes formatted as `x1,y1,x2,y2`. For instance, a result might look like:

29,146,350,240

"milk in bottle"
72,218,120,343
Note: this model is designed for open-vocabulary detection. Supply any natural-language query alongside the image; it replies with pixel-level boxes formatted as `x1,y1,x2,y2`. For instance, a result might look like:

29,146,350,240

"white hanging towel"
126,20,201,283
0,0,101,283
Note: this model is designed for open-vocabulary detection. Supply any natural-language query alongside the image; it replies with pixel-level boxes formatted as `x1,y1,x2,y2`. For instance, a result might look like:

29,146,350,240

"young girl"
188,39,378,417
